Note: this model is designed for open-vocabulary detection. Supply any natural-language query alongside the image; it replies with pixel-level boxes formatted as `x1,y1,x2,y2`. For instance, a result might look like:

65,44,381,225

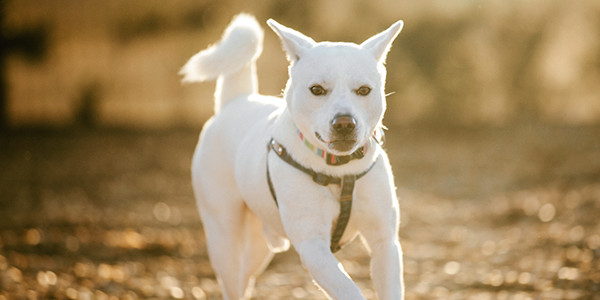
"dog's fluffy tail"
180,14,263,114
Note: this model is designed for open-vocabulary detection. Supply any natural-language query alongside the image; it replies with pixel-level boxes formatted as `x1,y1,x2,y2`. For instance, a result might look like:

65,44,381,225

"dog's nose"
331,114,356,133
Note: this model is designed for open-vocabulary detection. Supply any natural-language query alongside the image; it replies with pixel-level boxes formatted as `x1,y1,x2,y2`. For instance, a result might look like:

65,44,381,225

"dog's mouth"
315,132,357,153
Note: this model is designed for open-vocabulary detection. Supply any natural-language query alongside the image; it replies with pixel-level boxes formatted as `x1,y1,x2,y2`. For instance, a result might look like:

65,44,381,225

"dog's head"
268,19,403,155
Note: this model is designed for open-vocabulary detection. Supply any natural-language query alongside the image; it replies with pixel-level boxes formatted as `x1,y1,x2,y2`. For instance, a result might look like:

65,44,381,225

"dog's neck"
296,129,368,166
271,109,381,176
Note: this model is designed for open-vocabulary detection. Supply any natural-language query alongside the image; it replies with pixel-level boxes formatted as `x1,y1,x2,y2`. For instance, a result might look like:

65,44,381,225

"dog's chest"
326,184,342,197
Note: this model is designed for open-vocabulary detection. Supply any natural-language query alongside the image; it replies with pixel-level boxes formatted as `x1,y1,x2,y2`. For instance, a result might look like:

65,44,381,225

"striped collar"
297,130,369,166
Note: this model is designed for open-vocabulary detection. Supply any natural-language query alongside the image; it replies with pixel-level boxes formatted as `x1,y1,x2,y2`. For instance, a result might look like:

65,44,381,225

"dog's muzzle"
327,114,358,152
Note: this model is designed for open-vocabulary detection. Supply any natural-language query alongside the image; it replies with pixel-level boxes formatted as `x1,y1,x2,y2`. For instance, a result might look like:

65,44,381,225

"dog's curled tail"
180,14,263,114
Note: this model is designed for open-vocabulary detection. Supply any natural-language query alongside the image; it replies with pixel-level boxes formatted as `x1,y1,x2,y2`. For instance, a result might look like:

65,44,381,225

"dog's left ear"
360,20,404,62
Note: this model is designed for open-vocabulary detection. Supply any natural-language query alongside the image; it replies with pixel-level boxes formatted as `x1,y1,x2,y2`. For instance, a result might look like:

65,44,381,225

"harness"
266,136,378,253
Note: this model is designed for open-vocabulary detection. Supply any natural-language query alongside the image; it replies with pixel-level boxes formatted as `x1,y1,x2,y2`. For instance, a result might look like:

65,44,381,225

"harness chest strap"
266,139,376,253
330,175,356,252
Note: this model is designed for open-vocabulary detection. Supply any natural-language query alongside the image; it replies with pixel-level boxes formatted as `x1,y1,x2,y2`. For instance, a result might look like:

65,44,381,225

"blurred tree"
75,81,101,128
0,0,48,130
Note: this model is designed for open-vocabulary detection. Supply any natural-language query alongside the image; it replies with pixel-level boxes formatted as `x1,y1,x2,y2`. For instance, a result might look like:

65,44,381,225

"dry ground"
1,126,599,299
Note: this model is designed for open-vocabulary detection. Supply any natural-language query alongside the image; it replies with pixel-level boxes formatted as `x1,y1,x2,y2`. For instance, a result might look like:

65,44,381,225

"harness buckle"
270,139,285,156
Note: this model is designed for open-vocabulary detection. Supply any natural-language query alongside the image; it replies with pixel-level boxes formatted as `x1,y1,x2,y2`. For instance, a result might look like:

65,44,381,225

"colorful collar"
297,130,368,166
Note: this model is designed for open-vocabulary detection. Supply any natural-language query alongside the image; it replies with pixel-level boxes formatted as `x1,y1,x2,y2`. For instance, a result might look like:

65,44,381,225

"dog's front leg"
296,238,366,300
367,238,404,300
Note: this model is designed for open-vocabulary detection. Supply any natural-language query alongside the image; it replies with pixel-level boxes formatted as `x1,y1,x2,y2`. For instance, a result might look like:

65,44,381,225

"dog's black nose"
331,114,356,133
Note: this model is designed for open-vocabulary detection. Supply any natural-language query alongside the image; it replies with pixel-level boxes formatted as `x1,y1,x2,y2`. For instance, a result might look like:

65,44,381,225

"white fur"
182,14,404,300
180,14,263,114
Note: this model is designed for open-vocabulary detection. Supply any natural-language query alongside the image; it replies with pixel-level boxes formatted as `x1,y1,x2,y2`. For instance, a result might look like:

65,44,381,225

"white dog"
181,14,404,300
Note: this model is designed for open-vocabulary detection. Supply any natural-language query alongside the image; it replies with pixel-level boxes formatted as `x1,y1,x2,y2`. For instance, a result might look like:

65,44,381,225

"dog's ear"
360,20,404,63
267,19,316,62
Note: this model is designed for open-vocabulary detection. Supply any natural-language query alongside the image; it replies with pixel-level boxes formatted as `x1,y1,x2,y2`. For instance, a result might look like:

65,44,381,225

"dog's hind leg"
199,202,247,300
199,198,272,300
238,209,274,298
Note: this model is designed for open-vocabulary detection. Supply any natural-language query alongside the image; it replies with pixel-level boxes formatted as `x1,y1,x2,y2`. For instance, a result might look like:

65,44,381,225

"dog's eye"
310,85,327,96
356,86,371,96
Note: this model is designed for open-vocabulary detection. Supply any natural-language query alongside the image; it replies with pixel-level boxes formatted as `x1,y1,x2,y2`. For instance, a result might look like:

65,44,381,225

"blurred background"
1,0,599,299
3,0,600,128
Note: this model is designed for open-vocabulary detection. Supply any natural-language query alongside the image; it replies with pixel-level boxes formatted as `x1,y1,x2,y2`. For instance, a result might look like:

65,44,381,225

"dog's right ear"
267,19,316,62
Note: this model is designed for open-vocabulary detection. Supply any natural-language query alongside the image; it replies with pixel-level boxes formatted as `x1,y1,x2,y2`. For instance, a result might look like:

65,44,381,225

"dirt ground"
1,125,599,299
